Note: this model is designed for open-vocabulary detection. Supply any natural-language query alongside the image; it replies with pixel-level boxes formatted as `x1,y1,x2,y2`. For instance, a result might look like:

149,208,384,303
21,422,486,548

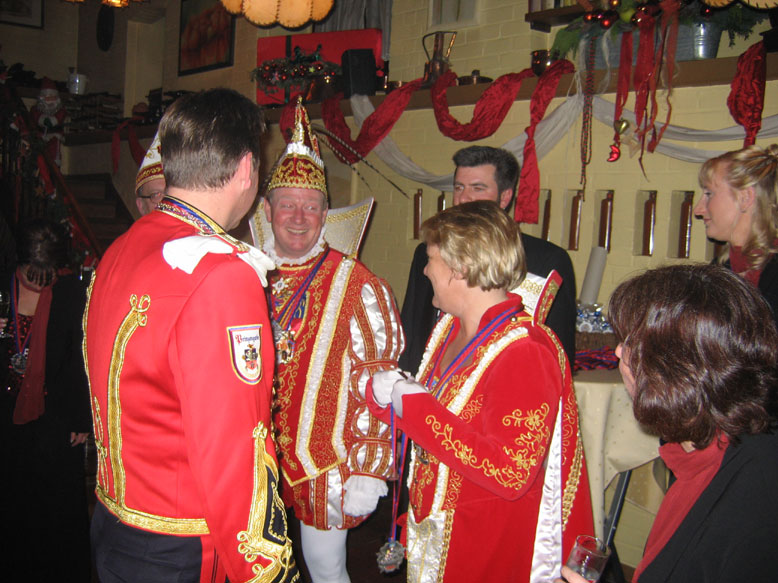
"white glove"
342,475,388,517
391,378,428,417
371,369,407,408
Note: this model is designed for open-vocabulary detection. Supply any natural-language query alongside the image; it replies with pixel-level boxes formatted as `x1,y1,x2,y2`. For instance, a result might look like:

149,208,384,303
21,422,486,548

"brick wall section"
9,0,776,319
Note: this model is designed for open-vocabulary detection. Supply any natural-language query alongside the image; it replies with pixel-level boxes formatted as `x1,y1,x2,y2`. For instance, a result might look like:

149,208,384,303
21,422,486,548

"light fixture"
62,0,147,6
221,0,334,28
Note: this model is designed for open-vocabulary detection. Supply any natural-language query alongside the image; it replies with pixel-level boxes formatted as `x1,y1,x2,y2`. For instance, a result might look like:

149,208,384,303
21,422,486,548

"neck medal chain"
270,250,328,365
10,273,32,375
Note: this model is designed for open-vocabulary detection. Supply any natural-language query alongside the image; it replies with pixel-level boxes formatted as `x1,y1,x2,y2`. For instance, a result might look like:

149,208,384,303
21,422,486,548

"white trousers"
300,523,351,583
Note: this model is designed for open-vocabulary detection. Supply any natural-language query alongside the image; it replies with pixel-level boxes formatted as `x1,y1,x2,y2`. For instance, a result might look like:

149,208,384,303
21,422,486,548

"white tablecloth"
574,368,660,539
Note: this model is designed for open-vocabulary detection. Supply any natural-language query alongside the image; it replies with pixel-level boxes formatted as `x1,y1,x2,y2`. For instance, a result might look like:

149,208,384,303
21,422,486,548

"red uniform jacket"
84,199,297,582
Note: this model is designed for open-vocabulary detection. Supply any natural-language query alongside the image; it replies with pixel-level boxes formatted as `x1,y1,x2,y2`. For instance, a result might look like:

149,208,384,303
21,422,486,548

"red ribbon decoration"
516,59,575,224
633,11,657,169
727,41,766,147
648,0,681,153
430,69,535,141
322,79,423,164
609,30,633,162
278,80,424,164
111,120,146,174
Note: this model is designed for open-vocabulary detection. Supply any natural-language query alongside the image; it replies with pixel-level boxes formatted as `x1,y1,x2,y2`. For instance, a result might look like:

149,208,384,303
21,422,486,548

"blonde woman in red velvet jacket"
369,200,593,583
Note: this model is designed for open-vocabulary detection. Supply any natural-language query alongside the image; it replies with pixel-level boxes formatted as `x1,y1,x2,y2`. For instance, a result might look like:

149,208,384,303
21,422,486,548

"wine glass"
0,290,10,339
565,535,611,582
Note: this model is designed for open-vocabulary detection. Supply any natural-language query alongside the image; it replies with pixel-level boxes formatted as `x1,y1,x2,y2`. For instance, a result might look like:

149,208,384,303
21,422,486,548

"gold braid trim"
536,279,560,326
96,293,211,534
561,427,585,531
238,423,298,582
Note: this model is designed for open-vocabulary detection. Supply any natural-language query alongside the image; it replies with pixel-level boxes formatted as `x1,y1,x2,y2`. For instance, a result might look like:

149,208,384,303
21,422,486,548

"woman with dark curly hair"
560,263,778,583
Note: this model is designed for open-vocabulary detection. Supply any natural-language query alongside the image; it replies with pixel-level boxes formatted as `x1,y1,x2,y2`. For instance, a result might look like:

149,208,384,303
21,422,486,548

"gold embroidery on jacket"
92,398,108,488
460,395,483,423
93,294,209,534
441,471,462,511
536,280,560,326
237,423,298,582
424,403,551,490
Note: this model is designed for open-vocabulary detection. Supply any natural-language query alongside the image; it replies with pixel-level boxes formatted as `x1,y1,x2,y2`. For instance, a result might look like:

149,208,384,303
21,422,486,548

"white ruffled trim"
262,225,328,266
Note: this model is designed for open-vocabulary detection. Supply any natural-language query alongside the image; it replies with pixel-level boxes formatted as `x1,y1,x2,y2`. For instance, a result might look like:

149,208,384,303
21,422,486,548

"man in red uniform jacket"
84,88,298,583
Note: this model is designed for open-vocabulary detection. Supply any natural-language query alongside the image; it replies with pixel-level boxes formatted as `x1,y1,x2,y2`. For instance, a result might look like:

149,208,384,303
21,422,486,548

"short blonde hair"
699,144,778,270
421,200,526,291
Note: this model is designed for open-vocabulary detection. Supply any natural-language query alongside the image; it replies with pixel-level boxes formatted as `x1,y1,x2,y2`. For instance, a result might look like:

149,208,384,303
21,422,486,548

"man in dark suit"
399,146,576,373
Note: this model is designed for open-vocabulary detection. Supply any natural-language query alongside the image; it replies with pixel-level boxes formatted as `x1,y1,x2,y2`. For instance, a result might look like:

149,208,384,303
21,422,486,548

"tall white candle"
579,246,608,306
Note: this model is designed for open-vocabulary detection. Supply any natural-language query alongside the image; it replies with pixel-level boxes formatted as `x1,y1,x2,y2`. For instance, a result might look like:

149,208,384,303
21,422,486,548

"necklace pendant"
376,539,405,573
414,443,430,465
10,349,28,375
272,321,295,365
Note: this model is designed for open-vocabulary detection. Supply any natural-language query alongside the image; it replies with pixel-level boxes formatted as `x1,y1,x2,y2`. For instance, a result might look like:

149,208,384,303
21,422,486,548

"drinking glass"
565,535,611,583
0,290,10,339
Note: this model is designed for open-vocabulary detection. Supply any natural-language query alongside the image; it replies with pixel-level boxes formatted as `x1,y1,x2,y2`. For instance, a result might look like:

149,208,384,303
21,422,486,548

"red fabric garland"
111,120,146,174
278,79,424,165
727,41,766,147
430,69,535,141
516,59,575,224
323,79,424,164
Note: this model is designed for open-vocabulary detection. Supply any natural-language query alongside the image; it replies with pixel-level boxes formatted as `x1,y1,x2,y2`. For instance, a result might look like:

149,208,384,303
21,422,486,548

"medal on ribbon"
10,349,28,375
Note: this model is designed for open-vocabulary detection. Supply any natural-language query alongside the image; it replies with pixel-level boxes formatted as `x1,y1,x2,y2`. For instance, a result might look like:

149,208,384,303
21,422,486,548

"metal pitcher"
422,31,457,88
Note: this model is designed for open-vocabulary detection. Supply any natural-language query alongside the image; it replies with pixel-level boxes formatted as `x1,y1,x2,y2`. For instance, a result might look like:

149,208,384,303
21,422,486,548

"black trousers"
91,502,204,583
1,410,91,582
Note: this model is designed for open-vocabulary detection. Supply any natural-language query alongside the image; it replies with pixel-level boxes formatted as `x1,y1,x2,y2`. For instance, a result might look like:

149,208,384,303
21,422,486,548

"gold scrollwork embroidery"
237,423,298,582
425,403,551,491
460,394,483,423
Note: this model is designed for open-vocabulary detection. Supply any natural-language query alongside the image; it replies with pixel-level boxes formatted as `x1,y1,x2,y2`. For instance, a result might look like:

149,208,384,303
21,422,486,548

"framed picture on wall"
178,0,235,76
0,0,43,29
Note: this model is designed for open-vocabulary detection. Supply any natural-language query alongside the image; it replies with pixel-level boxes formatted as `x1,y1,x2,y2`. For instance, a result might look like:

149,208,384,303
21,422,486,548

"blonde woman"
694,143,778,325
369,200,593,583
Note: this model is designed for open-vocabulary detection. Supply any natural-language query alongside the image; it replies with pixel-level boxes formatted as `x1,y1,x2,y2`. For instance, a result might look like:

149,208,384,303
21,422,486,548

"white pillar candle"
579,246,608,306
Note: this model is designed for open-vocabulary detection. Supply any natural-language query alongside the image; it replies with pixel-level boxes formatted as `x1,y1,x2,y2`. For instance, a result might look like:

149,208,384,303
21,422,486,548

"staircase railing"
0,82,104,261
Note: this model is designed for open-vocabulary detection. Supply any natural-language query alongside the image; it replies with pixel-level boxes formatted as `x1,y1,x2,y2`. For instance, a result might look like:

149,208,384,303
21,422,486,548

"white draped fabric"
349,93,778,191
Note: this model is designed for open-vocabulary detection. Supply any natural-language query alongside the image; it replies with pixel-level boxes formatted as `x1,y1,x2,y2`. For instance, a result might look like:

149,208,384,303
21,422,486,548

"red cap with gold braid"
267,97,327,198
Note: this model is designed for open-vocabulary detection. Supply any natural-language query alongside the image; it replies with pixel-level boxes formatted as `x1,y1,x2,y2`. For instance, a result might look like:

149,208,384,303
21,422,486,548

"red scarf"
12,282,53,424
633,435,729,582
729,246,763,287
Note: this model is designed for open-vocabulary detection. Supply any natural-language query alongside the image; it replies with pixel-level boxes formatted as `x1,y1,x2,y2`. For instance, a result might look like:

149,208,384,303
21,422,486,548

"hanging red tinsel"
727,41,766,147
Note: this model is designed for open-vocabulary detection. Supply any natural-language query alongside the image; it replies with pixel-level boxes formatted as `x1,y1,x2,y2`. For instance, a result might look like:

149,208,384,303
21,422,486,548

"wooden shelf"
262,54,778,124
37,54,777,141
64,123,158,146
525,6,585,33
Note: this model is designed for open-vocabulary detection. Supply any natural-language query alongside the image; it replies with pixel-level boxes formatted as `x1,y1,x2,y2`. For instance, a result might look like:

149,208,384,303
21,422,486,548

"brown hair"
608,263,777,448
159,88,265,191
421,200,526,291
699,144,778,271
